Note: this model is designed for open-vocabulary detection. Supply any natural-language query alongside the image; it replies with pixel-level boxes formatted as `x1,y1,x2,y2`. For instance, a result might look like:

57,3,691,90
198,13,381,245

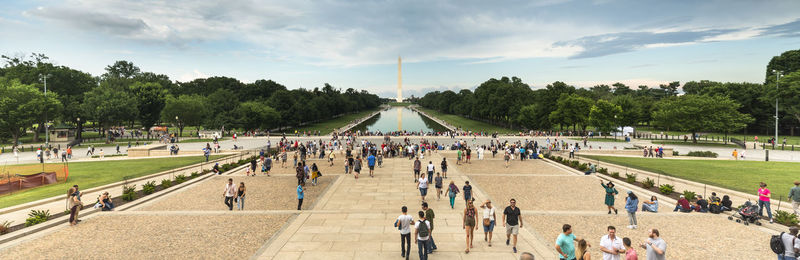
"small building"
48,126,77,142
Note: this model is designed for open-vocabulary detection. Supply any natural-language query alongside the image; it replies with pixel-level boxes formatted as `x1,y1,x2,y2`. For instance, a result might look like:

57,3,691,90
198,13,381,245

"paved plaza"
0,150,778,259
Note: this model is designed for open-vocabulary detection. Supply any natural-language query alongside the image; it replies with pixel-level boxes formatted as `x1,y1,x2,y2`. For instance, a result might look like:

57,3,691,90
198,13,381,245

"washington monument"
396,56,403,102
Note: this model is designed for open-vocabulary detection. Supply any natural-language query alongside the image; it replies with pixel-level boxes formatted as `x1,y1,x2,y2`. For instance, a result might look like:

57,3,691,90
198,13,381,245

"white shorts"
506,224,519,235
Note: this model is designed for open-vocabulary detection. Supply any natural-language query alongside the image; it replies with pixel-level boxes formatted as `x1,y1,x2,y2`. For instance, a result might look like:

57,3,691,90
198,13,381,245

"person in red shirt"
673,195,693,212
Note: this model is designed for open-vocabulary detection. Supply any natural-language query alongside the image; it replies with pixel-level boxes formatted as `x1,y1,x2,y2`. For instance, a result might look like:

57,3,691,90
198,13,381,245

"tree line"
418,49,800,142
0,54,381,144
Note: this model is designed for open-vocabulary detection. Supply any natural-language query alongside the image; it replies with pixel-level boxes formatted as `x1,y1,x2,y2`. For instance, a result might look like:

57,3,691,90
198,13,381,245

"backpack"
771,232,786,255
709,204,721,214
417,220,430,237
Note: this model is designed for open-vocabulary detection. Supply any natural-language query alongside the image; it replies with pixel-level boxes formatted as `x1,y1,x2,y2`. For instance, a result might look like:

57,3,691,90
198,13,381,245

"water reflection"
351,107,447,133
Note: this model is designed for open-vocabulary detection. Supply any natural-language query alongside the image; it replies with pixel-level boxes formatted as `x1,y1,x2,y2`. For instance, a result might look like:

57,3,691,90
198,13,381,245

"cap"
679,195,685,198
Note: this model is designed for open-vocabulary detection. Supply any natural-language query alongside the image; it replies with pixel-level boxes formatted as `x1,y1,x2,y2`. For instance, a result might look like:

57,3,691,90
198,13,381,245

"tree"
515,104,538,130
652,95,752,143
548,93,593,131
611,95,640,127
235,101,280,131
161,95,209,137
589,100,622,135
102,60,141,79
130,82,167,135
772,71,800,132
0,78,51,145
612,82,633,96
81,83,137,142
766,49,800,84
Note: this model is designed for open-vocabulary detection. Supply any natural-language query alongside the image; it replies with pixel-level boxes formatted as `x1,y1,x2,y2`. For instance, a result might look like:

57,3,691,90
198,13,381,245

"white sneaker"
633,225,637,229
627,225,633,229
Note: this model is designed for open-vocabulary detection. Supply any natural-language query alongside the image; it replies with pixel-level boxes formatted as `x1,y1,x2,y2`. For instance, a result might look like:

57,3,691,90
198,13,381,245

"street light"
175,116,180,142
773,69,783,147
39,73,52,147
76,117,81,141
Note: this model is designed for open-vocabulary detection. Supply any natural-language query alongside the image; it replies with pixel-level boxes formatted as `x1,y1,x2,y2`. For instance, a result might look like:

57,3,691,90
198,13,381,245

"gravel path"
454,159,570,175
472,175,612,211
0,214,291,259
524,214,772,260
140,175,335,211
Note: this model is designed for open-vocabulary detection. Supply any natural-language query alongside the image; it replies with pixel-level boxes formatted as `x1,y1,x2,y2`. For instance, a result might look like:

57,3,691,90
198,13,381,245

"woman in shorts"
353,156,362,179
463,200,478,253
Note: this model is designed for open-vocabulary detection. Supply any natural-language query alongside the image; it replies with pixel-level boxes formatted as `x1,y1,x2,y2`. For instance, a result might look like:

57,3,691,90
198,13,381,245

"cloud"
759,19,800,38
554,29,737,59
179,69,208,82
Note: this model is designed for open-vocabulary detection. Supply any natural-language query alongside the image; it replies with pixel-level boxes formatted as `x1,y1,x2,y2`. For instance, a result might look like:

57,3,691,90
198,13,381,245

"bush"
672,151,679,156
175,174,187,184
686,151,718,158
0,220,12,235
142,181,156,195
682,190,697,200
642,177,655,189
578,163,588,171
597,168,608,174
625,173,637,184
659,184,674,195
161,179,172,188
775,210,800,226
121,184,137,201
610,172,620,178
191,171,200,178
24,209,50,227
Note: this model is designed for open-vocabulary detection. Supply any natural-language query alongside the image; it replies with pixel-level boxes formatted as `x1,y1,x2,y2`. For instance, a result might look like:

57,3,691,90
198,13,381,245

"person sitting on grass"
641,196,659,212
694,195,709,213
673,195,693,212
584,163,596,175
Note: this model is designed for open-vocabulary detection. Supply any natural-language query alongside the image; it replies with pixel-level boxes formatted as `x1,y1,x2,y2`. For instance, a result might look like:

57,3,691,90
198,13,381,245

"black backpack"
417,220,430,237
709,204,721,214
771,232,785,255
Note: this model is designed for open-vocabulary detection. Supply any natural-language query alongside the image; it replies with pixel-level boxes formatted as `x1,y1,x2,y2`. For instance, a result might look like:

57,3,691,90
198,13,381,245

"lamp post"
39,73,52,147
773,70,783,147
175,116,180,142
76,117,81,141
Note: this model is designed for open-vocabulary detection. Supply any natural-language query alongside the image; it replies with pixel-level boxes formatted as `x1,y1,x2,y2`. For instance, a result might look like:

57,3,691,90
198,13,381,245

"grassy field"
415,107,516,134
582,155,800,201
281,109,380,135
636,126,800,145
0,155,225,209
387,102,412,106
653,140,740,148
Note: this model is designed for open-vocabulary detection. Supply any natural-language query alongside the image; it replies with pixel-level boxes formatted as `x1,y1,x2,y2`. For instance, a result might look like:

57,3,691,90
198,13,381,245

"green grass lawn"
282,109,381,135
0,155,225,209
636,126,800,145
415,107,516,134
387,102,412,106
582,155,800,201
652,140,740,148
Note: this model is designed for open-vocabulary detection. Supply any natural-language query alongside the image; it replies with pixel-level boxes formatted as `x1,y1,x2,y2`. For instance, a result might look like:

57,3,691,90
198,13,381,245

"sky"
1,0,799,98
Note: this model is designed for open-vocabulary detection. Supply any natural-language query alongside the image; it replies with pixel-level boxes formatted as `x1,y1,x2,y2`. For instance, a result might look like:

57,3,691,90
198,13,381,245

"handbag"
483,218,491,227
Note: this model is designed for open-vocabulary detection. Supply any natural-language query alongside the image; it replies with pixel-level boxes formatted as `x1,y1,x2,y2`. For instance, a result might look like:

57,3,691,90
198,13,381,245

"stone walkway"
256,153,552,259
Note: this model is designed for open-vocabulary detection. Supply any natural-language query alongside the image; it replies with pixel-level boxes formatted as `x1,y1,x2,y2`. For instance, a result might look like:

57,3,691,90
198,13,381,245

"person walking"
447,181,460,209
353,156,362,179
480,200,496,247
625,191,639,229
68,185,82,226
790,181,800,215
414,211,431,260
602,180,619,214
556,224,588,260
426,161,435,182
422,202,437,253
639,229,666,260
463,199,478,253
600,226,625,260
236,182,246,210
223,178,236,211
417,173,428,201
413,158,422,182
395,206,413,260
328,150,335,167
504,151,511,168
434,172,443,200
367,153,376,177
503,198,523,253
758,182,774,223
463,181,473,204
297,182,305,210
296,163,306,185
441,158,448,179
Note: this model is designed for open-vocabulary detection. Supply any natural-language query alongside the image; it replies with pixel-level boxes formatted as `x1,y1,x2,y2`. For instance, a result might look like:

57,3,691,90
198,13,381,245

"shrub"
686,151,718,158
191,171,200,178
578,163,589,171
682,190,697,200
161,179,172,188
24,209,50,227
142,181,156,195
659,184,674,195
121,184,137,201
0,220,12,235
570,160,580,168
625,173,637,184
610,172,620,178
175,174,187,184
555,156,563,162
597,168,608,174
672,151,679,156
775,210,800,226
642,177,655,189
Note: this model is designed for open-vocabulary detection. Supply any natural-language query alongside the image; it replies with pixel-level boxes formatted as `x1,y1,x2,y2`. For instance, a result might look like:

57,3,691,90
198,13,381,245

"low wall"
127,144,168,157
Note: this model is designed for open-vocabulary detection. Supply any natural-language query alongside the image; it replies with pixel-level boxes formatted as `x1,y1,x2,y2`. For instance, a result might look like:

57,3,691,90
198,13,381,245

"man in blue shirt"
367,154,377,178
556,224,586,260
297,182,304,210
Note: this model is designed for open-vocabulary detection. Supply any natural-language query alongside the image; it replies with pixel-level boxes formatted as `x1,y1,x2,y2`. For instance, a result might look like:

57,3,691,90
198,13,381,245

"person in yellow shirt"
732,149,738,160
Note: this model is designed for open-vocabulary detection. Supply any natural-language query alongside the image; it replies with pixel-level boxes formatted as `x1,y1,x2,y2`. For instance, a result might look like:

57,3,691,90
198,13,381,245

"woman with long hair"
463,199,478,253
447,181,460,209
601,180,619,214
576,238,591,260
236,182,246,210
625,191,639,229
67,185,82,226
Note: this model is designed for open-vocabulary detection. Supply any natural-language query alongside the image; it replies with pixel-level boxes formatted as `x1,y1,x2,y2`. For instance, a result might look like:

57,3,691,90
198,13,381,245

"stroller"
727,200,762,226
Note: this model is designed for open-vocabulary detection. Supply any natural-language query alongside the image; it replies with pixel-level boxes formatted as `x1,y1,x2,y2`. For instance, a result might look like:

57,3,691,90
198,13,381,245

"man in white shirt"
778,227,800,260
417,174,428,201
426,161,435,182
223,178,237,211
599,226,625,260
414,211,431,260
395,206,413,260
